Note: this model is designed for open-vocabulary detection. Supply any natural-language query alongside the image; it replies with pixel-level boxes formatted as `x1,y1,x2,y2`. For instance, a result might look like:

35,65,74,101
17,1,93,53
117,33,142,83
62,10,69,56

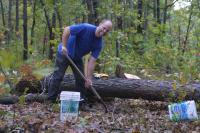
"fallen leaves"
0,99,200,132
0,75,5,83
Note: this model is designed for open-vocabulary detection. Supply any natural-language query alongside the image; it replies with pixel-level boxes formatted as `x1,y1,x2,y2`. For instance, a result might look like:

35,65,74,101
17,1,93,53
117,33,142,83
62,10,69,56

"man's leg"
71,58,88,100
48,54,69,101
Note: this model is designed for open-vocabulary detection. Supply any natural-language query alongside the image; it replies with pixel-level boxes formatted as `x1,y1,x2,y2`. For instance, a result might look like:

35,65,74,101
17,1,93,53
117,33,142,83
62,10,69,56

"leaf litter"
0,98,200,133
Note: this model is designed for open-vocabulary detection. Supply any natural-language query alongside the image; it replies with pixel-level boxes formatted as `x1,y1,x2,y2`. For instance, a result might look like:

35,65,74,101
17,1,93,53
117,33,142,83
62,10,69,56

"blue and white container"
168,100,198,121
60,91,80,122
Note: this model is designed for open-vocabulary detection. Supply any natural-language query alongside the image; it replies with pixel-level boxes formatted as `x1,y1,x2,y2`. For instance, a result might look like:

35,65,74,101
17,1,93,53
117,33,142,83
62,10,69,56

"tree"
40,0,57,60
0,0,5,26
15,0,19,33
23,0,28,60
85,0,99,24
137,0,143,33
182,3,194,54
7,0,12,45
30,0,36,45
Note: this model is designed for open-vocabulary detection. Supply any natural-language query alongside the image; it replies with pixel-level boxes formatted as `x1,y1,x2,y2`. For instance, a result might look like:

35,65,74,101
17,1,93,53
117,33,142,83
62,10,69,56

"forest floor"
0,98,200,133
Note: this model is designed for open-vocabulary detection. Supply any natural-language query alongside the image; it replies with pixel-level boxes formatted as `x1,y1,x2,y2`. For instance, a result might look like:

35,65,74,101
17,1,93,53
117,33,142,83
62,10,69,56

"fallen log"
20,74,200,101
1,74,200,104
0,94,49,105
0,96,19,105
58,75,200,101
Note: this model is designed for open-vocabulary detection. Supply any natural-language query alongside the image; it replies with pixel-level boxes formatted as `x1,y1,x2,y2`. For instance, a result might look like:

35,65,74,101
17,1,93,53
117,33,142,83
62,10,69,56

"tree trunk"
8,74,200,104
163,0,167,25
197,0,200,10
156,0,160,24
23,0,28,60
137,0,143,34
40,0,57,60
168,12,173,48
30,0,36,45
143,0,149,38
153,0,156,19
48,0,56,60
7,0,12,45
40,0,54,59
178,24,181,51
15,0,19,32
162,0,167,34
0,0,5,26
86,0,99,25
43,25,48,55
2,75,200,105
115,0,123,58
55,2,62,40
182,4,193,54
58,75,200,101
116,39,120,57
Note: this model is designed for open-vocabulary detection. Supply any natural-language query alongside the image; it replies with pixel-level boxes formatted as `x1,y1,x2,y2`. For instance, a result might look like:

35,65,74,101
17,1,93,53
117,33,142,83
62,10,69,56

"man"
48,20,112,102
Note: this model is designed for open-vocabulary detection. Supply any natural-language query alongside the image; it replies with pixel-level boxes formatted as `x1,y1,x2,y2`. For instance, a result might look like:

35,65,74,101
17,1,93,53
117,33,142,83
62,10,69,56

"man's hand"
85,78,92,88
61,46,68,55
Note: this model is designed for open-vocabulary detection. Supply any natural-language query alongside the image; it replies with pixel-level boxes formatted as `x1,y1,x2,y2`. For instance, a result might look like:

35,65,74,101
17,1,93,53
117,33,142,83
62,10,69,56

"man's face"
96,21,112,37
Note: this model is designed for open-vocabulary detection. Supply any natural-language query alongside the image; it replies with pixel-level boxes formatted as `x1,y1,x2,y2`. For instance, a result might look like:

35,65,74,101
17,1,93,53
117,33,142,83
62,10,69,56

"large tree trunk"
57,75,200,101
0,74,198,105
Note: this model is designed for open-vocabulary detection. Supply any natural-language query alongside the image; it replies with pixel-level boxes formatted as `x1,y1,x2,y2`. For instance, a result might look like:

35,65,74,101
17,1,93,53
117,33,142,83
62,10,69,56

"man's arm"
85,56,96,88
61,26,70,54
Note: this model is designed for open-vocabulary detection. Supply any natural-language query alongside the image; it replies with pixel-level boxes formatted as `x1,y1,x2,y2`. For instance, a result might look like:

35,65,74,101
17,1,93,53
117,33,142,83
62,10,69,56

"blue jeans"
48,54,86,101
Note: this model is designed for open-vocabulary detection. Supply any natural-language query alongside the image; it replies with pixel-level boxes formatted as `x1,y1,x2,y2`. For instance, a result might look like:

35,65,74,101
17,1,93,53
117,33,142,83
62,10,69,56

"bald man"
48,20,112,102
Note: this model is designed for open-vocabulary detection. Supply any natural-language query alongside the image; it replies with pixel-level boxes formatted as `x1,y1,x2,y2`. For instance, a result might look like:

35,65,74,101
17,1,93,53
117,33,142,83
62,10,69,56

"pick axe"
64,54,108,113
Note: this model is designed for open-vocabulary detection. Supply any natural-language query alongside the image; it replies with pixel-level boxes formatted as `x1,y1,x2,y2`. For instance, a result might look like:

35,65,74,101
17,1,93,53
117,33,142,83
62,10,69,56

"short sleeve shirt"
58,23,103,59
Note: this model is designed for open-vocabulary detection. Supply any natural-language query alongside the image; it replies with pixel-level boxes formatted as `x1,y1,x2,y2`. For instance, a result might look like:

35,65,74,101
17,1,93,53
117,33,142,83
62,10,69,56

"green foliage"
51,103,59,112
0,48,21,69
19,88,29,105
0,110,7,118
19,95,26,105
0,0,200,90
77,117,87,128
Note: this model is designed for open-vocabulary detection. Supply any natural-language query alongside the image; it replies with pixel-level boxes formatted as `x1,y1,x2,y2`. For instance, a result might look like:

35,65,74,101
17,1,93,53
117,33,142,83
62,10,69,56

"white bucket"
60,91,80,122
168,100,198,121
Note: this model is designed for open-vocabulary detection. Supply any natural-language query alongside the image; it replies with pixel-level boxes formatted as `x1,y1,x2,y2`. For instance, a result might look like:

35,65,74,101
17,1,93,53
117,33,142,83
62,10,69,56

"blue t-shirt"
58,23,103,59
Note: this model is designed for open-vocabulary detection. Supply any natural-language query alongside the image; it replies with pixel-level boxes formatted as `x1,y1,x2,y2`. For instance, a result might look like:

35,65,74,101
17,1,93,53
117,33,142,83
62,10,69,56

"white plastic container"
60,91,80,122
168,100,198,121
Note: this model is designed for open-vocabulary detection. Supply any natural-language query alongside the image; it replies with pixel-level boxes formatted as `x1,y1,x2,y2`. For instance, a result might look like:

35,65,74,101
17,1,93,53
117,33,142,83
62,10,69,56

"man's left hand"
85,78,92,88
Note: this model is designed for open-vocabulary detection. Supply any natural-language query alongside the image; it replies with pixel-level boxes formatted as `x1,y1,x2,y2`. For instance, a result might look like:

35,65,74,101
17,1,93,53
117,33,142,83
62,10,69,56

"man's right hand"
61,46,68,55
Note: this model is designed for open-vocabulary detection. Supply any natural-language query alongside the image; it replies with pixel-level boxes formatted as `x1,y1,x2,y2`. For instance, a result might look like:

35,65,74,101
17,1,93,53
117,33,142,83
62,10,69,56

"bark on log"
58,75,200,101
0,94,48,105
1,74,200,104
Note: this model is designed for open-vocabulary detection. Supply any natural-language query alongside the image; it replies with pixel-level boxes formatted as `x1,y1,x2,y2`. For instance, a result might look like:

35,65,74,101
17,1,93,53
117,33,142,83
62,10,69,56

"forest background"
0,0,199,94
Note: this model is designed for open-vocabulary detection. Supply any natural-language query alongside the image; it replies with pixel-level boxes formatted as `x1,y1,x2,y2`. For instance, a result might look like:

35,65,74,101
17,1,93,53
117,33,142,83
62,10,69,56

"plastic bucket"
60,91,80,122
